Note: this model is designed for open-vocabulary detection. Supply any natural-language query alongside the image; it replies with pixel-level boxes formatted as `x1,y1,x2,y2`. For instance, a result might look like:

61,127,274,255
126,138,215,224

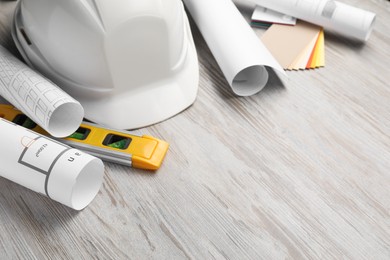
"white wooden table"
1,0,389,259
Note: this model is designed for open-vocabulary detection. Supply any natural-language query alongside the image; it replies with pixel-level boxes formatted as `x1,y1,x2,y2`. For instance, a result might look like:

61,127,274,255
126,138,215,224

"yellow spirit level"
0,104,169,170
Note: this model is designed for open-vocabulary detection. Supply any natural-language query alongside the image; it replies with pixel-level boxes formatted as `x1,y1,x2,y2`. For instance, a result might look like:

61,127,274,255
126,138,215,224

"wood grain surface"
0,0,389,259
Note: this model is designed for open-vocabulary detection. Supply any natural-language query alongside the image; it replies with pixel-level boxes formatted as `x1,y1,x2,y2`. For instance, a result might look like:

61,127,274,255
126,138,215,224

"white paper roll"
247,0,376,41
0,118,104,210
0,45,84,137
182,0,284,96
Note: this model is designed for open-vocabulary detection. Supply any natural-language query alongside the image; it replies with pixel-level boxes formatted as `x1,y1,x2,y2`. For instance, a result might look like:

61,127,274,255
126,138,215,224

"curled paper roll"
0,118,104,210
182,0,284,96
0,45,84,137
249,0,376,41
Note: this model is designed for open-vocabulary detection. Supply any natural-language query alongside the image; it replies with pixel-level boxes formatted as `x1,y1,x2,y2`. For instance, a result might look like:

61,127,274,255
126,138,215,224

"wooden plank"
0,0,389,259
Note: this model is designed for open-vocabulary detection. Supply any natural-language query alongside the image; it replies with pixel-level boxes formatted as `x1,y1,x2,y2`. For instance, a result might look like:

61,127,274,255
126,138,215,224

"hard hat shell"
12,0,199,129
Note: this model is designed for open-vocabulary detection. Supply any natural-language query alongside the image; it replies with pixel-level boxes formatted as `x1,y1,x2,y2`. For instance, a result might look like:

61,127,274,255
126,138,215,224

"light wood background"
0,0,389,259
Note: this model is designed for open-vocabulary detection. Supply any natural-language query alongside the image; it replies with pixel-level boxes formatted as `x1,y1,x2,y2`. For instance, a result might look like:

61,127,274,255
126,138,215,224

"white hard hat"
12,0,199,129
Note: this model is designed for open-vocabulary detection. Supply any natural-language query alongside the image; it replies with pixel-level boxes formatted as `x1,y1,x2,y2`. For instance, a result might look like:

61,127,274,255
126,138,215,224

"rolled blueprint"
0,45,84,137
0,118,104,210
182,0,284,96
247,0,376,41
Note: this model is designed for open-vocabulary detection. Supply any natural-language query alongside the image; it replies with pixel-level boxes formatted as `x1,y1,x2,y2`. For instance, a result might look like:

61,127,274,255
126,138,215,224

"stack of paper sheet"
251,6,296,28
249,0,376,42
261,21,325,70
